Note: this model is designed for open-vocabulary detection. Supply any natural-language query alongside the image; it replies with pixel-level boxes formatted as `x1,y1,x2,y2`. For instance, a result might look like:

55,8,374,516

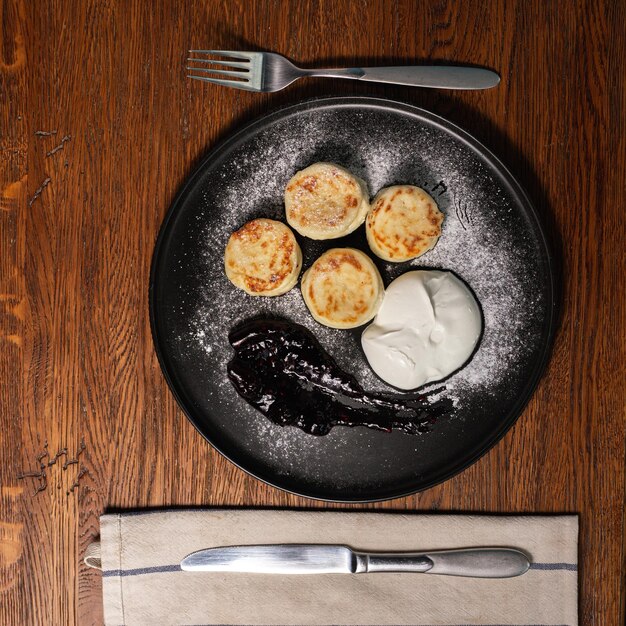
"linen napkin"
85,509,578,626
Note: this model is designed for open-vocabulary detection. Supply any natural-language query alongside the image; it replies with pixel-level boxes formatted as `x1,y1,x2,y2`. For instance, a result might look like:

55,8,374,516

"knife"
180,544,530,578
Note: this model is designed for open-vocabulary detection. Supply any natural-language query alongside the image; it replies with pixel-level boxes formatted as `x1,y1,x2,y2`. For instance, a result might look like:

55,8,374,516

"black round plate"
150,97,556,502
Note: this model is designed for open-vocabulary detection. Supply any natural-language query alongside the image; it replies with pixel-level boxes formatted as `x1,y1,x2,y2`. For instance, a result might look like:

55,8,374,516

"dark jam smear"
227,318,453,436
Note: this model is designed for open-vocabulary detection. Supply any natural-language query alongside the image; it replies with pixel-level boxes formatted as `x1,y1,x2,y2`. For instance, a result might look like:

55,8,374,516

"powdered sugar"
184,111,544,407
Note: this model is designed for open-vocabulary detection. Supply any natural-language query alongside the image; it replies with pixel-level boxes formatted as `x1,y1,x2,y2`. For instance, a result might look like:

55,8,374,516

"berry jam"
227,318,453,436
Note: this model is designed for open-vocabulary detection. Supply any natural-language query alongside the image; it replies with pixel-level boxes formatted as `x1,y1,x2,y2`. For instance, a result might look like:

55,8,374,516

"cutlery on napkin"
86,509,578,625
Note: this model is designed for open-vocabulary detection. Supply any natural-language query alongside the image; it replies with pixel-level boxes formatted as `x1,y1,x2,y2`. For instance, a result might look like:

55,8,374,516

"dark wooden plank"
0,0,624,624
0,0,28,621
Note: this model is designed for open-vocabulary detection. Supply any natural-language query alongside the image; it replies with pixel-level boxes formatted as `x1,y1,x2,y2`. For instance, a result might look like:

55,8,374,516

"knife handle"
355,548,530,578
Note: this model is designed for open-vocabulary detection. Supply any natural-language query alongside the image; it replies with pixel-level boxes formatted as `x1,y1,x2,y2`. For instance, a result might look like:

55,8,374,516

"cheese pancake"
366,185,444,262
301,248,384,329
284,163,370,240
224,218,302,296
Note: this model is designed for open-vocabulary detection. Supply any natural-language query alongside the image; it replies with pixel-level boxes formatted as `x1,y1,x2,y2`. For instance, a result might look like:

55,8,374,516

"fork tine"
188,50,253,61
186,58,250,69
186,67,249,79
187,74,258,91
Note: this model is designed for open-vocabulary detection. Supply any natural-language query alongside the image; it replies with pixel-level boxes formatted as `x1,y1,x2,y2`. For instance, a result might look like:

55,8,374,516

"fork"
187,51,500,92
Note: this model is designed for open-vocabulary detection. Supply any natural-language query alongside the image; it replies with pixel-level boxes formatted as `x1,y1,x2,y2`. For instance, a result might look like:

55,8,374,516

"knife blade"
180,544,530,578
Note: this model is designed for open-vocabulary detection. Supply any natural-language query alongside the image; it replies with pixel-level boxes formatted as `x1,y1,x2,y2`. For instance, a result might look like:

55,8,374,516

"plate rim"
149,96,559,503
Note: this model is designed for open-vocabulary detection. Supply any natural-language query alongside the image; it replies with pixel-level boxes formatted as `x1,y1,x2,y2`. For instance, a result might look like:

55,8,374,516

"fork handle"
302,66,500,90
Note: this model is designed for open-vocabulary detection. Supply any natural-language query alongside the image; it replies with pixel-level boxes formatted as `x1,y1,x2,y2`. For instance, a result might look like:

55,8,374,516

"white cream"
361,270,482,390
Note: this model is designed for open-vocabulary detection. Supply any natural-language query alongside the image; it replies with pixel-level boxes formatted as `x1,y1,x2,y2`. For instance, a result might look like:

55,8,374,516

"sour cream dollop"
361,270,482,390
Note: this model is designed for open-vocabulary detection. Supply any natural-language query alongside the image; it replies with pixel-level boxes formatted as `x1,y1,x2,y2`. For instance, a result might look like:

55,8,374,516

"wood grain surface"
1,1,624,624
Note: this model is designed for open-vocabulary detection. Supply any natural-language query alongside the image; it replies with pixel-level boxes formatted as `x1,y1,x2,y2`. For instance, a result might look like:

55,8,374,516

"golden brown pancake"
224,218,302,296
284,162,370,240
300,248,384,329
366,185,444,262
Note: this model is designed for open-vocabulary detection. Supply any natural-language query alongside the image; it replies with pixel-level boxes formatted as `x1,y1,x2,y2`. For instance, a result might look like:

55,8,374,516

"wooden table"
1,1,624,624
